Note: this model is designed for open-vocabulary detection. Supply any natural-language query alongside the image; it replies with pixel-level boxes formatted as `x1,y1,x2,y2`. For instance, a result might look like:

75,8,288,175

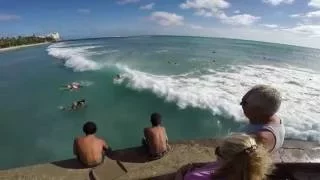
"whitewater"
47,37,320,142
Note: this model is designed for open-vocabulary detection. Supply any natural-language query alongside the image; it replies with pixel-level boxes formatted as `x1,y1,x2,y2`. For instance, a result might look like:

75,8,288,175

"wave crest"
115,64,320,141
47,43,101,72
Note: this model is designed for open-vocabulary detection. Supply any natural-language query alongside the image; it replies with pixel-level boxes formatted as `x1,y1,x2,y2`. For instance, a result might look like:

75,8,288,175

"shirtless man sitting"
143,113,169,160
73,122,110,167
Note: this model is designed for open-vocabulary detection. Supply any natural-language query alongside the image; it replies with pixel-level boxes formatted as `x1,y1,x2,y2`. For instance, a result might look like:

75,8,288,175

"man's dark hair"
83,121,97,135
150,113,162,126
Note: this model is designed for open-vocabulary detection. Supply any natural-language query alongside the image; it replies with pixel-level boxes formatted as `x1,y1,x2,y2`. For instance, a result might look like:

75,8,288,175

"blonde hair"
212,133,273,180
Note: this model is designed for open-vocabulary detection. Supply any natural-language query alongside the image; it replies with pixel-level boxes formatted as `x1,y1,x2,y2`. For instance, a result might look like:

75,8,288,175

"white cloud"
150,11,184,26
290,14,302,18
180,0,259,26
77,9,91,14
180,0,230,16
0,14,20,21
306,10,320,18
290,10,320,19
194,9,214,17
284,24,320,37
262,24,279,28
140,3,155,10
306,10,320,17
189,24,204,29
309,0,320,8
234,10,241,14
219,13,261,26
117,0,140,5
263,0,294,6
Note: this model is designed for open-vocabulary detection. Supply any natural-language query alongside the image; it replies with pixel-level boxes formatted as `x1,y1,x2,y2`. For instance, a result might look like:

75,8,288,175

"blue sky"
1,0,320,48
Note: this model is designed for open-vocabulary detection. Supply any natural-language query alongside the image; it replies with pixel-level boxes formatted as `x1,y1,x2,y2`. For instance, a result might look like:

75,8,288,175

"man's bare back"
144,126,168,155
143,113,169,158
74,135,107,166
74,122,108,167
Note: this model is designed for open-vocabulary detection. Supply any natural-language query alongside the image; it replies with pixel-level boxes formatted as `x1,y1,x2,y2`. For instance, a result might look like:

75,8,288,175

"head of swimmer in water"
79,99,86,103
241,85,281,124
83,121,97,136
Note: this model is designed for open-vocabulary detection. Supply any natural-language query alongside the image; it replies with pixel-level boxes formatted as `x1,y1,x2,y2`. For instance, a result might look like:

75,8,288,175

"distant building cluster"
38,32,60,41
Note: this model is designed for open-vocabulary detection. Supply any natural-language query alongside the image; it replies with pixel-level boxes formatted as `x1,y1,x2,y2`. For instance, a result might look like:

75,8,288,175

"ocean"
0,36,319,169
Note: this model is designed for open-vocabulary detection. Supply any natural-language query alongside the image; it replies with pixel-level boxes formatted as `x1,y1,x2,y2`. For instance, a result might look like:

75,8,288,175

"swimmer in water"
71,99,87,110
62,82,81,91
114,74,121,80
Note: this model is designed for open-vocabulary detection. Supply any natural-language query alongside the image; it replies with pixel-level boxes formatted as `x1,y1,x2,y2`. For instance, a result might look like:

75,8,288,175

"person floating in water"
71,99,87,110
74,122,110,167
142,113,170,160
60,99,87,111
114,74,121,80
61,82,82,91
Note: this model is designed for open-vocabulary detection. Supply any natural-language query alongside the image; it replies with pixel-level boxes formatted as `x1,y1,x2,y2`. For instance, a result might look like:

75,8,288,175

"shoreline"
0,42,50,52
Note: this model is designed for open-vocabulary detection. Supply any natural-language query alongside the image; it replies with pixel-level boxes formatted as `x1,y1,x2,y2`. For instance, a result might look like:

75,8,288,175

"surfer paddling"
61,82,82,91
113,74,123,81
60,99,87,111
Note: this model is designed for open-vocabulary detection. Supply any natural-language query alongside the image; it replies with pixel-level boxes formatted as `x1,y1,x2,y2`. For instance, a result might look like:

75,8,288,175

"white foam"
115,64,320,142
79,80,94,87
47,43,101,72
156,49,168,53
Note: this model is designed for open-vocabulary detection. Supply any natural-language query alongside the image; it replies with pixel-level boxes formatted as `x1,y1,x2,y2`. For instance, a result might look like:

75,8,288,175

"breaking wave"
115,64,320,141
47,42,101,72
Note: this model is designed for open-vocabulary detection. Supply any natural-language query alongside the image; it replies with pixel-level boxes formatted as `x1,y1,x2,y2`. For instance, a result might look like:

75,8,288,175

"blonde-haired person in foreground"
175,134,273,180
240,85,285,152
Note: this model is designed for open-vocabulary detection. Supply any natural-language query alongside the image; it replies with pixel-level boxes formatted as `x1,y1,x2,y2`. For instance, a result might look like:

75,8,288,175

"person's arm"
164,128,168,143
144,128,149,142
73,139,78,156
255,131,276,152
164,128,171,150
102,140,112,156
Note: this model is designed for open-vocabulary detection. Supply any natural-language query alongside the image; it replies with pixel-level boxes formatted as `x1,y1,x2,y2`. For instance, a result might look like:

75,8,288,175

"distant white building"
37,32,60,41
48,32,60,40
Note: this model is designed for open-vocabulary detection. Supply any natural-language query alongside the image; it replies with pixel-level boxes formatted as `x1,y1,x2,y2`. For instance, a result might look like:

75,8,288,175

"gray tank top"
241,120,285,152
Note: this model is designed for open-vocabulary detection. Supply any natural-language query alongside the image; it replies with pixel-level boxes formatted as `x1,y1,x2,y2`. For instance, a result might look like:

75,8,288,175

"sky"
1,0,320,48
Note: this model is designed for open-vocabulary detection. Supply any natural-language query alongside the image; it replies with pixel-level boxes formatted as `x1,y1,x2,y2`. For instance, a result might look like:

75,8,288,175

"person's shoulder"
74,136,82,142
256,130,274,139
159,126,166,131
98,138,107,145
255,130,275,147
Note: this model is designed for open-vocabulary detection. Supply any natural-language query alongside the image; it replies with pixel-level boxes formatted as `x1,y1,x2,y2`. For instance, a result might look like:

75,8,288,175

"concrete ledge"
0,139,319,180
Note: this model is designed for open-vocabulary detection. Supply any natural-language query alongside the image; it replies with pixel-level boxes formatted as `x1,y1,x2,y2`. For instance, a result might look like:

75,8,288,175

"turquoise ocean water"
0,36,320,169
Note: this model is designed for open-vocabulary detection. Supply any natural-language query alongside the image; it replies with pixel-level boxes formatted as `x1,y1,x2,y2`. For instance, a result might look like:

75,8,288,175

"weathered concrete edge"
0,139,319,180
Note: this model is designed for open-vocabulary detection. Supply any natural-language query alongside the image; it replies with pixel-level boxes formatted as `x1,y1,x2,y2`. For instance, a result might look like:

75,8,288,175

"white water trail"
115,64,320,141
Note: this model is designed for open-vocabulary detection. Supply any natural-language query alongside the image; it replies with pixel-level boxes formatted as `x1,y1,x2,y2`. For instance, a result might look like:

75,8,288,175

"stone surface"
0,139,319,180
